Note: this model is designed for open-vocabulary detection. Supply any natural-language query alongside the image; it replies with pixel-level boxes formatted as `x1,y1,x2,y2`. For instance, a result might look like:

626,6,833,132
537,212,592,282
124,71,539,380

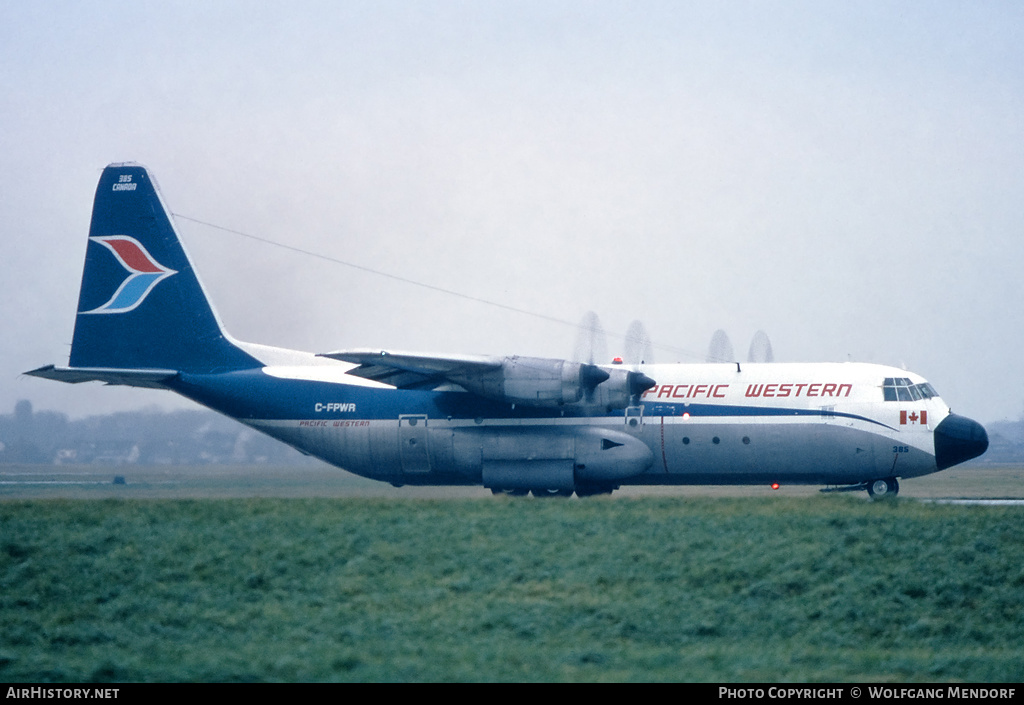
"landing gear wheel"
491,488,528,497
867,477,899,500
531,488,573,498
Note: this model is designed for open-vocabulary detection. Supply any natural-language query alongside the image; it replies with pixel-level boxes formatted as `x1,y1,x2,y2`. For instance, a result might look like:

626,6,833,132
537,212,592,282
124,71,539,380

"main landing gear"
490,485,617,498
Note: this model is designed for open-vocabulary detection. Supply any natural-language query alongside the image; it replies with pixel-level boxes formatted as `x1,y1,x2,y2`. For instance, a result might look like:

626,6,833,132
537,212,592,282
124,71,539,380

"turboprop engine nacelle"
449,356,604,407
449,356,655,410
585,367,657,411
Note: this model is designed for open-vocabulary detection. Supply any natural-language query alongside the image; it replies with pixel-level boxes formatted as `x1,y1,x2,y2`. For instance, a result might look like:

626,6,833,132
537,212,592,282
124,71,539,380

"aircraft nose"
934,413,989,470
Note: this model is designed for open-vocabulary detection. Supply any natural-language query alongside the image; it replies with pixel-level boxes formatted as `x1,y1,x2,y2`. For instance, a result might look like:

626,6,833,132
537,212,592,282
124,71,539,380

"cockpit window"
883,378,938,402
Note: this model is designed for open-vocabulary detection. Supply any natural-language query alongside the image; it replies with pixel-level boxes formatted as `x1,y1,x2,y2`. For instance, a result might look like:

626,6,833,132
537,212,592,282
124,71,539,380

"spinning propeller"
623,320,654,365
707,329,775,363
747,330,774,363
571,312,654,405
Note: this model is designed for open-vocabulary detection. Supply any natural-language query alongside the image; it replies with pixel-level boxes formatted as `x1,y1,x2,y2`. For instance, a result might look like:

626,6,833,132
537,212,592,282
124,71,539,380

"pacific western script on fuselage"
646,381,852,400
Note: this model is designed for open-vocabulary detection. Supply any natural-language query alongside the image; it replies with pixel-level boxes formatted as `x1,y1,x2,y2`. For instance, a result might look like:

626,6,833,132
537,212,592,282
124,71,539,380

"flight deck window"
882,378,939,402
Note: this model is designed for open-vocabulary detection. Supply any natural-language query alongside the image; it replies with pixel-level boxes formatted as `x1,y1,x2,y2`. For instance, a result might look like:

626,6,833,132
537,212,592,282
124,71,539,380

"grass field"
2,490,1023,682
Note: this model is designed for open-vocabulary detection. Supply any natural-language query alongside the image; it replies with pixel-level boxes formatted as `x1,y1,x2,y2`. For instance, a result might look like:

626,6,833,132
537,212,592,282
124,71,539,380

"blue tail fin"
68,163,260,373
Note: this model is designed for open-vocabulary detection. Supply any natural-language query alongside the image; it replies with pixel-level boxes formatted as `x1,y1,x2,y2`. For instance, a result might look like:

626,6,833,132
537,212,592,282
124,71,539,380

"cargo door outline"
399,414,430,473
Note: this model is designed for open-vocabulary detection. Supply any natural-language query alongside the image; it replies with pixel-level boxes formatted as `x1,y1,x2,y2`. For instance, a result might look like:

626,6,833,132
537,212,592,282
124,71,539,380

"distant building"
1,400,316,466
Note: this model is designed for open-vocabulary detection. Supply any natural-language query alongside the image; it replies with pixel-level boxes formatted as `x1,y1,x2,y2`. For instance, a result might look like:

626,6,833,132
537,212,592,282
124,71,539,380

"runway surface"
2,462,1022,501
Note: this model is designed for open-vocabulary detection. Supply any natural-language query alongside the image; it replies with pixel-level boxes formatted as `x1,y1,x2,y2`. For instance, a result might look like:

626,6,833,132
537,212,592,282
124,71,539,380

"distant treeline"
1,399,1020,465
0,400,316,466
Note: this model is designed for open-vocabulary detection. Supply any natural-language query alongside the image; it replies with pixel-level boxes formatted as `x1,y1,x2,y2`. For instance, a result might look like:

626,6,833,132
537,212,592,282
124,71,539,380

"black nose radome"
934,414,989,470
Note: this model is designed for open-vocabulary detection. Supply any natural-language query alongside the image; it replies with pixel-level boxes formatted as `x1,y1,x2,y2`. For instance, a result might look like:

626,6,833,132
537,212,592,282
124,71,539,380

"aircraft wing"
319,349,503,391
321,348,651,410
24,365,178,390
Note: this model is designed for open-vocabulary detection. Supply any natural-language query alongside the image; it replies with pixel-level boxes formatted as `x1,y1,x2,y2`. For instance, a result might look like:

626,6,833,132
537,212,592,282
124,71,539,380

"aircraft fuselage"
167,359,974,493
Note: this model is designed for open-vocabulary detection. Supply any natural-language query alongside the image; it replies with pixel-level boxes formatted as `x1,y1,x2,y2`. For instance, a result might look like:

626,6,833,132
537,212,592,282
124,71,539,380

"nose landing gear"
867,477,899,500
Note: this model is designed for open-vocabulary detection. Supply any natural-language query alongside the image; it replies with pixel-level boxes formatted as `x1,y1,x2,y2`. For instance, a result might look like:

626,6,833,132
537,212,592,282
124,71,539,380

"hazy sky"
3,1,1022,423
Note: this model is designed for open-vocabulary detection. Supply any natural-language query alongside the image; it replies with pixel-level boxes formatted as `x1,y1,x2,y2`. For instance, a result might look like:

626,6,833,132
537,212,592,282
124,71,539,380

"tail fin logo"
82,236,177,314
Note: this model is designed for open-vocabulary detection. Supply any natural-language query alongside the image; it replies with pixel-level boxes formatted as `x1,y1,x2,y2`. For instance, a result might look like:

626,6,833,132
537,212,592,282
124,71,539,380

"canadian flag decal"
900,410,928,425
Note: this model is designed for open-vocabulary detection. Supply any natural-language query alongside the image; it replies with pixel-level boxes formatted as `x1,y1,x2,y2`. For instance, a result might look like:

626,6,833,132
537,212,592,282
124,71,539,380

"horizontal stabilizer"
24,365,178,389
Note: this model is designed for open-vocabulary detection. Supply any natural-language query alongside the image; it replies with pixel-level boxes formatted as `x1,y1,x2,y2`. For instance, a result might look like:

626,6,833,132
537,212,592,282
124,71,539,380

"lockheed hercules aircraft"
28,163,989,497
